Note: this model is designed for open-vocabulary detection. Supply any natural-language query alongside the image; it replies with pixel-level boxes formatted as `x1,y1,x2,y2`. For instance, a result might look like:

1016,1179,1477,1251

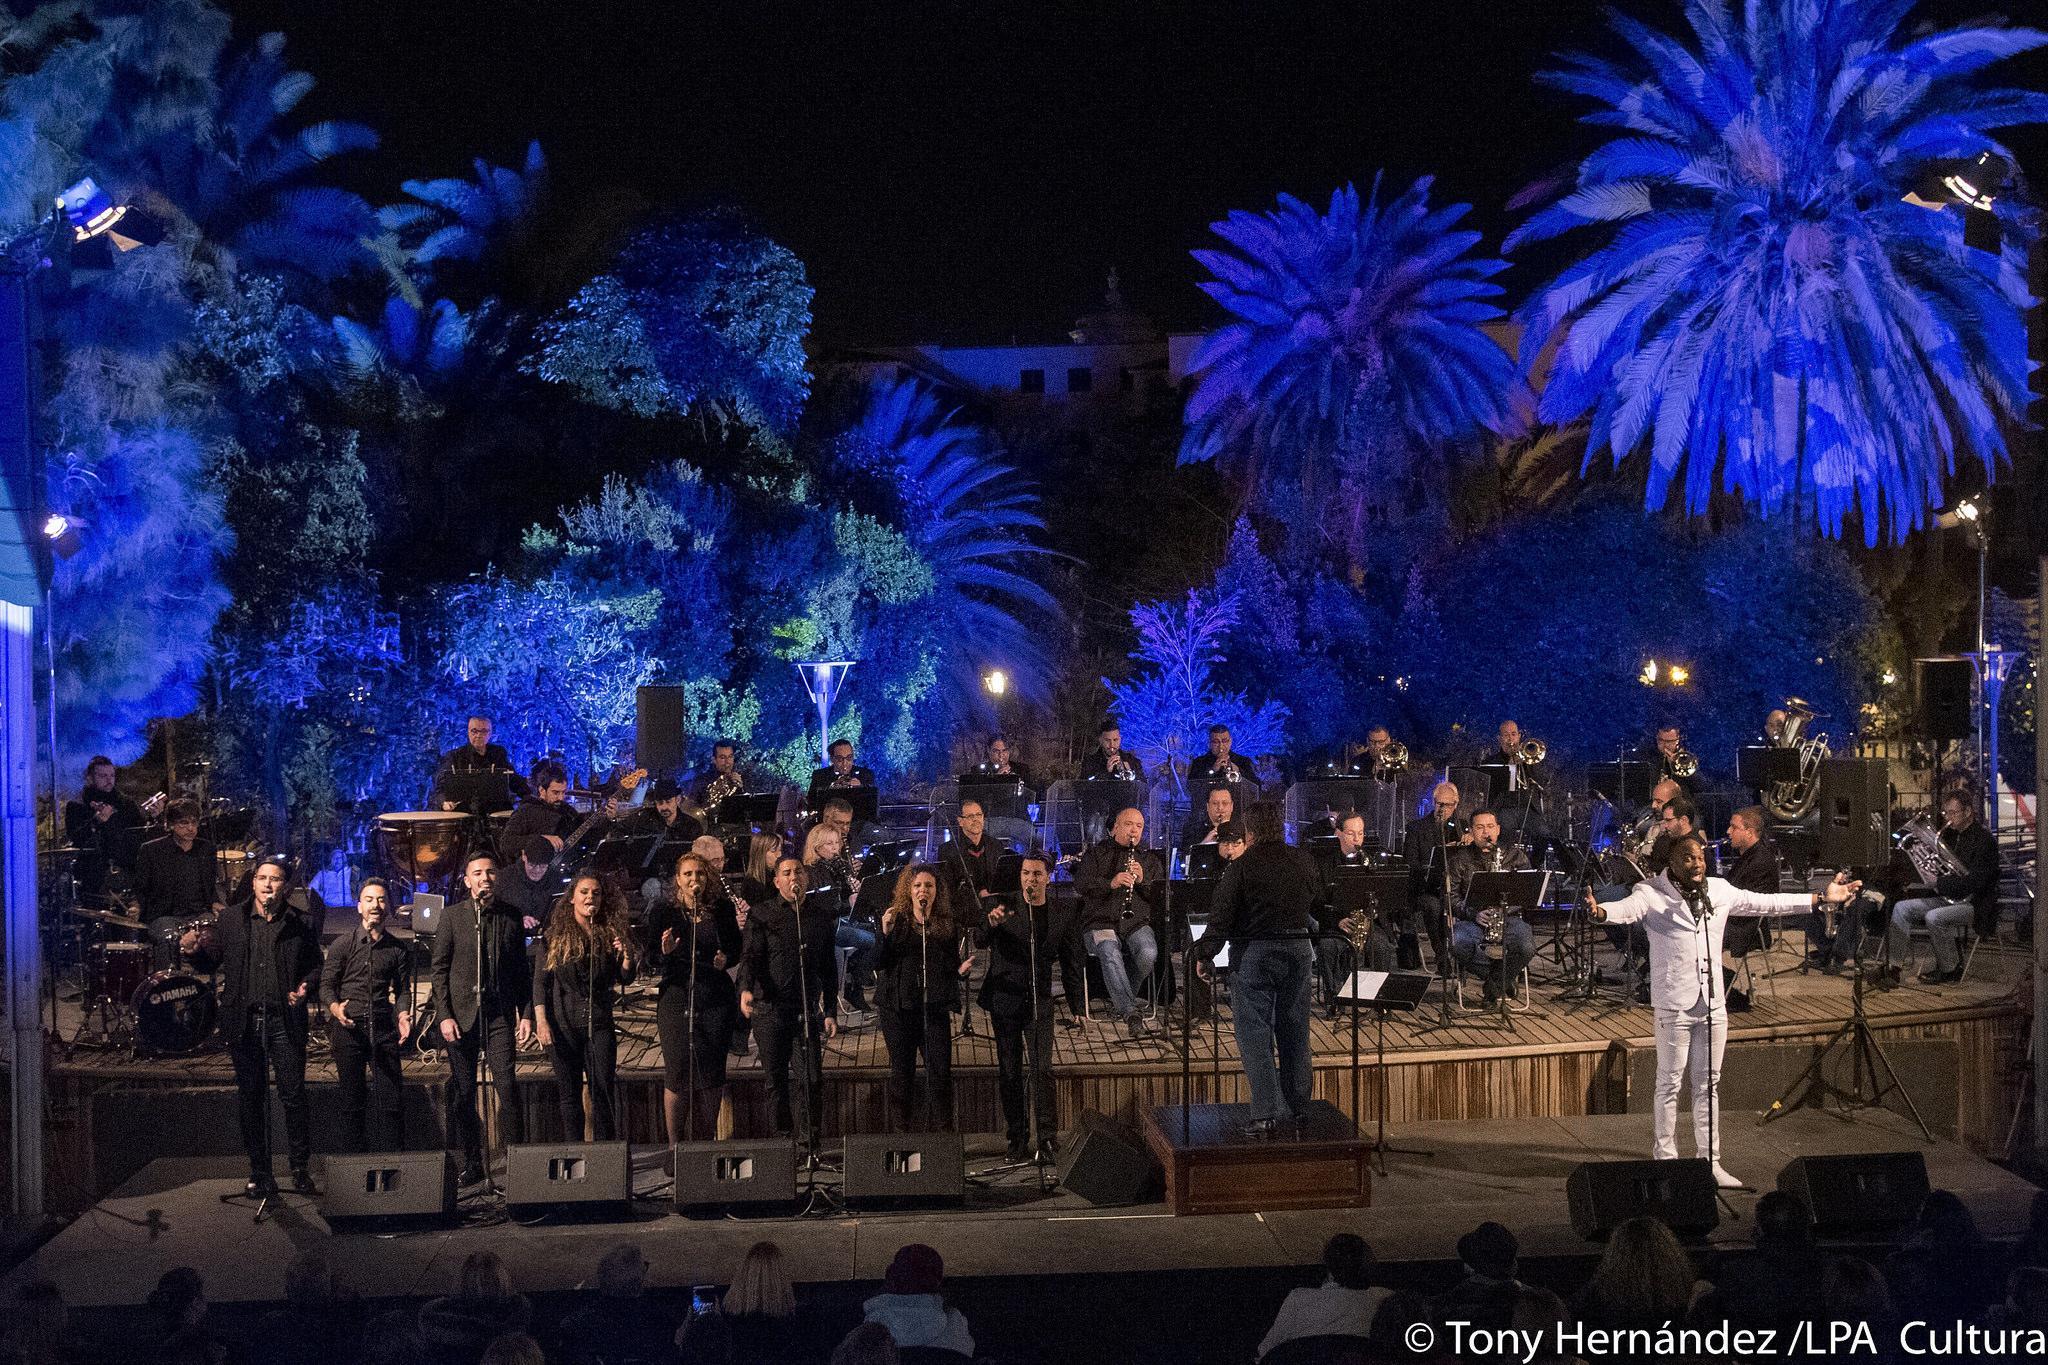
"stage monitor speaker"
673,1139,799,1213
319,1150,454,1224
1567,1158,1719,1241
842,1132,965,1206
1776,1152,1929,1237
505,1141,632,1211
1056,1110,1161,1206
635,685,686,778
1914,657,1974,742
1816,758,1891,870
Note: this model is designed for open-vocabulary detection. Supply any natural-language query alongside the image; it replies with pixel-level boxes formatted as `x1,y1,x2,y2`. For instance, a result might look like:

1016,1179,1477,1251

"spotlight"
983,668,1008,697
1937,495,1989,546
1639,659,1660,686
1903,153,2009,254
41,513,81,560
55,177,164,256
1667,665,1690,687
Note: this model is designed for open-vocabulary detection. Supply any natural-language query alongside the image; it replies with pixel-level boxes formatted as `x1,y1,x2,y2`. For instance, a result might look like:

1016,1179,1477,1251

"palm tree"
1509,0,2047,545
836,380,1059,726
1180,175,1516,559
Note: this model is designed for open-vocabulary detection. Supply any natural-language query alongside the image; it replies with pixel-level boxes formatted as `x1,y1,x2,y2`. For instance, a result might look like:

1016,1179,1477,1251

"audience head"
458,1250,515,1302
2008,1267,2048,1330
147,1267,207,1330
726,1240,796,1318
1585,1215,1694,1318
1914,1188,1982,1245
1822,1255,1895,1324
359,1310,428,1365
1753,1190,1814,1249
1458,1221,1518,1280
477,1333,545,1365
1323,1233,1376,1290
593,1243,648,1299
883,1243,945,1297
4,1280,67,1358
1364,1290,1433,1362
675,1309,736,1365
829,1322,900,1365
1511,1286,1574,1363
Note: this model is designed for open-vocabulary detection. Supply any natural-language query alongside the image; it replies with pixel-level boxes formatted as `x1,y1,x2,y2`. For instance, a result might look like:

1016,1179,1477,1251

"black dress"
648,896,741,1093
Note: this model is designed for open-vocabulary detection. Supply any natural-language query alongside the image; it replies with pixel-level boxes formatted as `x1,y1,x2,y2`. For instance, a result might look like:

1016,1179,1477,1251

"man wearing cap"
493,836,561,941
1432,1222,1523,1331
862,1244,975,1357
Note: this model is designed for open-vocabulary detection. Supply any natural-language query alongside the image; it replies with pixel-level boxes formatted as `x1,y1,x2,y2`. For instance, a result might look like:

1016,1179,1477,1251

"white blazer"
1600,872,1814,1011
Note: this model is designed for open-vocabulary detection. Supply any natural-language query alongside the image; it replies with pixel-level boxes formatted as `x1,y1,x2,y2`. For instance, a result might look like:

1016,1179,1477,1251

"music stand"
1586,760,1656,810
1181,845,1225,881
815,785,879,825
440,767,514,815
1737,747,1800,789
721,793,782,830
1337,969,1434,1175
1458,869,1550,1029
957,772,1032,821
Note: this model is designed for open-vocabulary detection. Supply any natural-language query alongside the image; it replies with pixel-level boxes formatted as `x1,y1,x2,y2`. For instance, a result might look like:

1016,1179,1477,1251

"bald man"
1401,782,1467,972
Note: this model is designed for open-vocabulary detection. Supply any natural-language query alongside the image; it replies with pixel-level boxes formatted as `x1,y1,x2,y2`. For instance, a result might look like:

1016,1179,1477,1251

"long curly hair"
543,873,633,972
884,863,953,939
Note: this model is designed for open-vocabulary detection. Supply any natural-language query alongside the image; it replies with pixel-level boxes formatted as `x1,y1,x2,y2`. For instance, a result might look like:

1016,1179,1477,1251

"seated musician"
1478,719,1549,849
434,715,526,814
1180,786,1236,851
981,735,1033,792
493,836,559,940
1186,723,1259,789
807,739,876,811
1073,806,1165,1039
1362,725,1398,780
1885,791,1999,986
1079,721,1143,781
64,755,144,907
1719,807,1780,1011
687,741,748,824
1652,724,1699,794
941,798,1004,926
1320,813,1387,993
630,777,703,847
1403,782,1465,973
969,735,1037,845
497,759,583,863
134,798,224,969
1447,810,1535,1005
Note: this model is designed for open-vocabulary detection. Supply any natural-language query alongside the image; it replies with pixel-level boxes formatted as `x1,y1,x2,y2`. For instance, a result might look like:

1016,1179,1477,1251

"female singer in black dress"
649,852,742,1143
874,864,970,1131
533,873,637,1141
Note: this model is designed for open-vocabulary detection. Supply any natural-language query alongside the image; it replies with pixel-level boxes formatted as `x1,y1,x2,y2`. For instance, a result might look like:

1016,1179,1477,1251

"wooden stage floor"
36,929,2032,1203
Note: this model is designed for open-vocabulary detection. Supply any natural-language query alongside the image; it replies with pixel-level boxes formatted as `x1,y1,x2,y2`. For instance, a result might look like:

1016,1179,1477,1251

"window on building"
1020,368,1045,394
1067,366,1093,393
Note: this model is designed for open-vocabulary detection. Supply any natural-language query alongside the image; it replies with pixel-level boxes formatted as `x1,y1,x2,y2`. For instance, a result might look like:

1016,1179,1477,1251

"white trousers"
1652,995,1727,1162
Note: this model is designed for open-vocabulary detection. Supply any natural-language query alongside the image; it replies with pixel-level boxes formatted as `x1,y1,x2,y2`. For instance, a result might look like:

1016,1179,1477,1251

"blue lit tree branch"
1180,176,1516,560
1510,0,2047,545
1104,590,1290,793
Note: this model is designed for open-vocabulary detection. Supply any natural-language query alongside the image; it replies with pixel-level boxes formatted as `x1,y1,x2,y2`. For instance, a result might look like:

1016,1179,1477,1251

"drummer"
434,716,527,815
133,799,224,969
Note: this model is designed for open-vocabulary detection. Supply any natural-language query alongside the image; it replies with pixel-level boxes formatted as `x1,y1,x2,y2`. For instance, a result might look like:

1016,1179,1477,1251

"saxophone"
1476,845,1507,960
1346,892,1377,958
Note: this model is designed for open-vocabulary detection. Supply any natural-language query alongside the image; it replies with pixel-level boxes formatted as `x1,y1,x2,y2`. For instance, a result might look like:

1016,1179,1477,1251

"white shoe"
1711,1163,1744,1189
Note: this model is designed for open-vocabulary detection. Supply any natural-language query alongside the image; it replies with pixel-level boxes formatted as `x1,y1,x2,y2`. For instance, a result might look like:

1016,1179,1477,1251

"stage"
2,1108,2034,1312
26,927,2031,1212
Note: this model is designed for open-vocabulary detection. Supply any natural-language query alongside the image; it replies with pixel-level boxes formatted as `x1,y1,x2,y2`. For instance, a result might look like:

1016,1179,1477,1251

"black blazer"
739,894,839,1020
978,893,1054,1019
1404,815,1464,894
215,898,323,1040
430,898,534,1032
873,914,969,1012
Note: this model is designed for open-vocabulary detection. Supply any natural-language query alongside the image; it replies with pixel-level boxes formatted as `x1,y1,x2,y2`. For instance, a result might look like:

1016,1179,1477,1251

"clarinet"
1118,840,1141,920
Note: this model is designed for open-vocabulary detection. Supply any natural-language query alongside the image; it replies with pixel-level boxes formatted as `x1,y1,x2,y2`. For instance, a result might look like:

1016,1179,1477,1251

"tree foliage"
1511,0,2047,544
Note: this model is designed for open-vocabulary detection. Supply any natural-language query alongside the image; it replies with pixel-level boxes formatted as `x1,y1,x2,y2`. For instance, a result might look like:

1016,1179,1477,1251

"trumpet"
1109,751,1138,781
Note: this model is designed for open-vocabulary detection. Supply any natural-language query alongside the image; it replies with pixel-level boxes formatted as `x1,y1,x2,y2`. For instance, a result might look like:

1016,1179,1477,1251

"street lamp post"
1966,648,2015,833
794,661,855,769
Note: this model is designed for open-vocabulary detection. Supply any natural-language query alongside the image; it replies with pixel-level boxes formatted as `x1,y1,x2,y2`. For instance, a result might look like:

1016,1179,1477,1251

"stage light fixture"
55,178,164,256
1639,659,1660,686
983,668,1008,697
41,513,81,560
1903,152,2008,253
1667,665,1690,686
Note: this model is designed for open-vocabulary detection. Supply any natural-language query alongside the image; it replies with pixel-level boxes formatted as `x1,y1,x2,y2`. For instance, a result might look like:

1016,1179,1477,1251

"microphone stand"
472,899,503,1200
1418,821,1459,1031
1024,895,1052,1187
919,911,932,1133
789,894,833,1209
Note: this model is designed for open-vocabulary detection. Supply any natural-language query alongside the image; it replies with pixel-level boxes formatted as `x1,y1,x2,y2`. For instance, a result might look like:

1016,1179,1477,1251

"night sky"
220,0,2048,346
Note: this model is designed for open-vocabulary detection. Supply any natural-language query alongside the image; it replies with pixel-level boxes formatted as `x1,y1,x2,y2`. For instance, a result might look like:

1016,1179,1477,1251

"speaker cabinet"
1567,1159,1719,1240
1914,657,1974,742
1777,1152,1929,1237
319,1150,454,1225
1817,758,1891,870
842,1132,965,1206
504,1142,632,1211
635,685,687,779
1056,1110,1161,1206
673,1139,799,1213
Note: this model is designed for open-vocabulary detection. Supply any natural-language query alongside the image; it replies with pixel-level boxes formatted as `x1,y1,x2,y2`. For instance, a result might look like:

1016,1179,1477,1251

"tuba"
1895,812,1968,886
1763,697,1830,823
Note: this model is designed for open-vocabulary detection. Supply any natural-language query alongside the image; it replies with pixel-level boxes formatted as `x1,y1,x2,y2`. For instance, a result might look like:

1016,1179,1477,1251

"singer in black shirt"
533,872,638,1142
981,852,1057,1161
217,857,323,1196
740,857,840,1151
320,877,412,1152
430,852,533,1185
874,865,970,1131
647,853,742,1143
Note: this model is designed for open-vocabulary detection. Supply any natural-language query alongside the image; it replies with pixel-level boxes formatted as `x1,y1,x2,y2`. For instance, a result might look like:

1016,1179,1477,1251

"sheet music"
1337,969,1388,1002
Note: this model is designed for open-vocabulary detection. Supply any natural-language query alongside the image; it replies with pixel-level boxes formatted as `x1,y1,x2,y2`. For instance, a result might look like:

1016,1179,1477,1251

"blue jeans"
1887,895,1973,973
1087,925,1158,1019
1232,940,1314,1123
1453,917,1535,988
837,919,878,1004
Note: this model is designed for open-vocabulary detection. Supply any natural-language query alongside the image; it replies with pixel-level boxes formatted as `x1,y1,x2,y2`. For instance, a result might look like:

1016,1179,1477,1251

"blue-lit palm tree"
380,141,548,284
1180,175,1516,557
1510,0,2047,544
837,380,1059,725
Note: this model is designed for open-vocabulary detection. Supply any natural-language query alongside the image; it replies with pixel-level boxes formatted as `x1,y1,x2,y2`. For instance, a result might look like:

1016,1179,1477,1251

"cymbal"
39,846,88,860
68,906,144,929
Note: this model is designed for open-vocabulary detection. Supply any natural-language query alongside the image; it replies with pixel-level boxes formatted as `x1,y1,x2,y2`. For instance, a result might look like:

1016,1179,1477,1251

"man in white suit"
1588,833,1861,1188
